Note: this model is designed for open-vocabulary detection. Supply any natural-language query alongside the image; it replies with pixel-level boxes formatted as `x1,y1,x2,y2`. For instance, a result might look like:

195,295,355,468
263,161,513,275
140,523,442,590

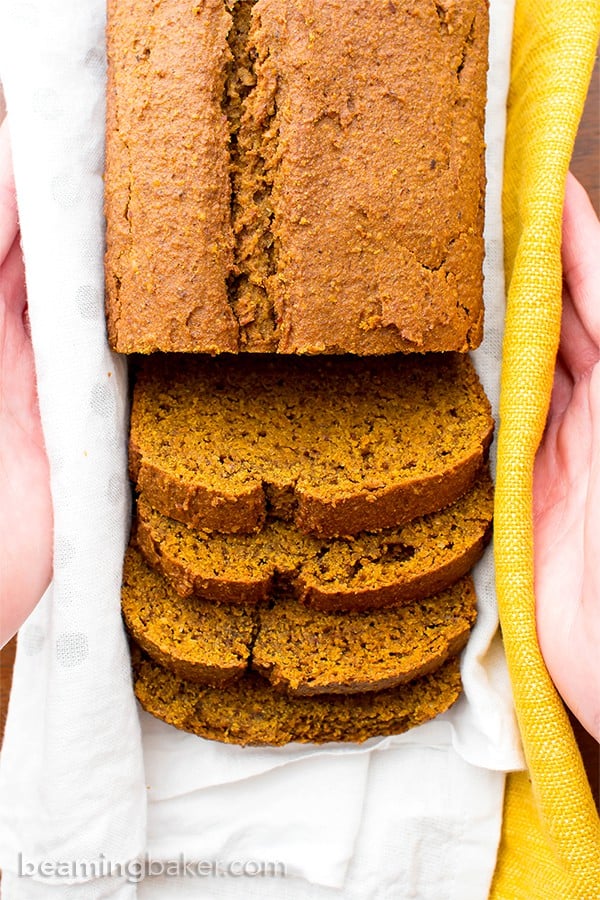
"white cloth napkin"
0,0,522,897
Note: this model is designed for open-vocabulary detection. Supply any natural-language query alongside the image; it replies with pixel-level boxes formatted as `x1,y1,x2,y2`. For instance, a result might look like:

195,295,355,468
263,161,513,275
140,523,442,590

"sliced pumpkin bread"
252,577,477,695
122,546,476,695
121,546,255,684
131,644,463,746
130,353,493,538
135,469,492,610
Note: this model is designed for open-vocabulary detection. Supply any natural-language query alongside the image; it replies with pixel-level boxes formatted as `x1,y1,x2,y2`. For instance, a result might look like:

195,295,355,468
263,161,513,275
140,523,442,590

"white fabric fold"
0,0,146,884
0,0,520,896
146,744,371,889
139,736,505,900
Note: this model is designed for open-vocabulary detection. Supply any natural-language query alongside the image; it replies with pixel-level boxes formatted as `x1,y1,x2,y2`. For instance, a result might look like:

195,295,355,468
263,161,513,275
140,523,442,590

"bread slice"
121,546,255,684
130,353,493,537
122,546,476,695
131,644,463,746
253,577,476,695
135,469,493,610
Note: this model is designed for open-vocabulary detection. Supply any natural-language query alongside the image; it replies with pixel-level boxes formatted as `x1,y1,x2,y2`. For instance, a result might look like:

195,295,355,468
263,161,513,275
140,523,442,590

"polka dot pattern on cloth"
90,381,117,418
55,632,89,668
32,87,62,120
76,284,103,319
84,47,105,75
0,0,146,879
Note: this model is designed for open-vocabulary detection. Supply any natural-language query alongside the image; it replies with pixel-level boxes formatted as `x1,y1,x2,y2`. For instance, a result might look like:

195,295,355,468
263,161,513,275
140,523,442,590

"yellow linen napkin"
492,1,600,897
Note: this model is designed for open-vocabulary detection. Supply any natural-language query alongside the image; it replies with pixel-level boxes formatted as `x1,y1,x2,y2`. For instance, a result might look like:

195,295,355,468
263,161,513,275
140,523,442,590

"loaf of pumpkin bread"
105,0,489,354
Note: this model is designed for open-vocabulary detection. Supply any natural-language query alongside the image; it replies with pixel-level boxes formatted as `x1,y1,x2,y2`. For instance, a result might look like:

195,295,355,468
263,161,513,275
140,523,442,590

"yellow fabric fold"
492,1,600,897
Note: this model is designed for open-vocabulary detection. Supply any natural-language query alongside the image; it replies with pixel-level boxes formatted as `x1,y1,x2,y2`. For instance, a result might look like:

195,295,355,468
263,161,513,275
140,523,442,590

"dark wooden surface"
0,56,598,802
572,54,599,216
0,637,14,745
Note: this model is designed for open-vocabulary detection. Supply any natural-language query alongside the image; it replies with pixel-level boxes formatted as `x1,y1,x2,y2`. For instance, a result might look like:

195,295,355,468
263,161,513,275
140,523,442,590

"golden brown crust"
134,470,493,611
292,447,492,537
105,0,489,354
131,645,463,745
105,0,239,352
254,0,489,354
130,454,267,536
129,353,494,537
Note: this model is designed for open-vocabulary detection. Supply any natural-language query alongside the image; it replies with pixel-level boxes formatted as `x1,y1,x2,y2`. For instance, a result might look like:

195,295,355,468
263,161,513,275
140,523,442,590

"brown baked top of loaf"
135,469,493,610
122,545,476,696
131,643,463,745
129,353,494,537
105,0,239,353
105,0,489,354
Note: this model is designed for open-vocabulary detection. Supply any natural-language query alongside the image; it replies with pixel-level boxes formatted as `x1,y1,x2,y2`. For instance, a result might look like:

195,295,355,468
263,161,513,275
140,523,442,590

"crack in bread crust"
224,0,281,349
134,470,493,611
105,0,489,354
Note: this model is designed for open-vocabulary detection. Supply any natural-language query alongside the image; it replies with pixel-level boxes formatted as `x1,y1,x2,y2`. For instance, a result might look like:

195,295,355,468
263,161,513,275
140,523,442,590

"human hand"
0,119,53,648
533,172,600,742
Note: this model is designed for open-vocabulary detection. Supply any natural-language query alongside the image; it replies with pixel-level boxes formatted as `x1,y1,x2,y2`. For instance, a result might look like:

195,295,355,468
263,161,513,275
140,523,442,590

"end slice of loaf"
130,353,493,537
135,470,493,610
131,645,463,746
105,0,239,353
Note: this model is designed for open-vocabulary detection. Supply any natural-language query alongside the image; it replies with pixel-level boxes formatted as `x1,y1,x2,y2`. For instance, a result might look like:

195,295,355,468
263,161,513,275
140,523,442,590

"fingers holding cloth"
0,118,52,647
0,23,146,881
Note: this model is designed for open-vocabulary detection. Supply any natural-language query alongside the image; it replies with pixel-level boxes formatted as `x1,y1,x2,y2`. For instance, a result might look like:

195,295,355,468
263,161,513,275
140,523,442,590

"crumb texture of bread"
134,470,493,610
129,353,494,536
105,0,489,354
252,576,477,695
124,547,477,695
121,545,256,683
123,547,477,696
